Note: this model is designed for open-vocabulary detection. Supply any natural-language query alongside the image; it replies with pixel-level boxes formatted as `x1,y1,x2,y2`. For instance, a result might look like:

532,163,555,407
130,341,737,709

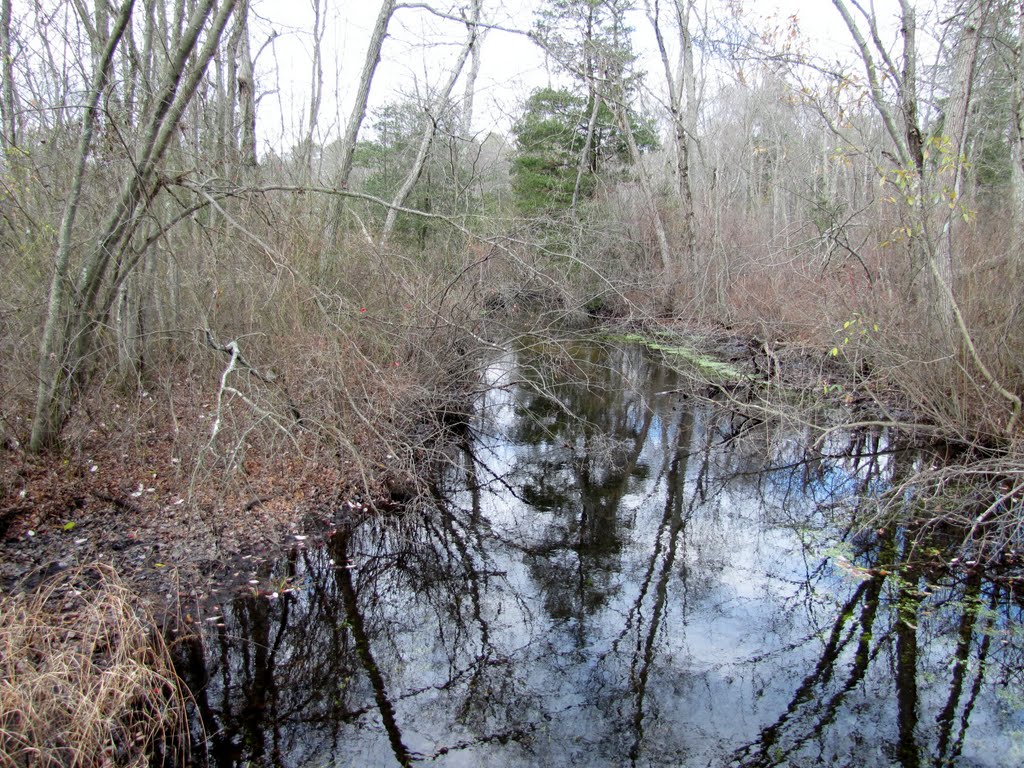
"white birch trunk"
380,6,479,247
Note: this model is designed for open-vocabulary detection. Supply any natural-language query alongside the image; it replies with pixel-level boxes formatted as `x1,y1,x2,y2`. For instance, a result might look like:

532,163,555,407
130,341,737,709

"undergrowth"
0,564,188,767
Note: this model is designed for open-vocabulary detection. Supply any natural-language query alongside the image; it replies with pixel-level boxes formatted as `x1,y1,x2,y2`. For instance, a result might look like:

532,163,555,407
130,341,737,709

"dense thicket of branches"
0,0,1021,490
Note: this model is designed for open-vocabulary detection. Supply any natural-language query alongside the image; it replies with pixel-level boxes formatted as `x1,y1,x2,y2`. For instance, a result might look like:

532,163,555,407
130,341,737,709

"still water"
178,339,1024,767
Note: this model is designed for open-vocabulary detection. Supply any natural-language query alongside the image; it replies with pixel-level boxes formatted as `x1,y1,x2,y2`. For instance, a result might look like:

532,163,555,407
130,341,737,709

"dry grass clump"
0,564,186,767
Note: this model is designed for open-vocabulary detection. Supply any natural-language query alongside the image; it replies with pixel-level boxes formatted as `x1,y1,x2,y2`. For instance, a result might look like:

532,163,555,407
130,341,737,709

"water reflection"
177,339,1024,767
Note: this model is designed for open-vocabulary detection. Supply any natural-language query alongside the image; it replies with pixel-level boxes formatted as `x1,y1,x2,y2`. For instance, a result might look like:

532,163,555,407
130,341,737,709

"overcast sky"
250,0,911,155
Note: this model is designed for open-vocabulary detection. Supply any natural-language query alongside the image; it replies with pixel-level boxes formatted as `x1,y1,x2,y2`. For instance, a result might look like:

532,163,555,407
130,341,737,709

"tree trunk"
831,0,1021,430
1011,1,1024,275
571,93,602,210
936,0,989,315
458,0,484,215
615,100,672,272
647,0,696,263
237,0,257,169
677,0,697,262
215,37,230,166
0,0,17,157
303,0,324,179
833,0,943,320
831,0,913,167
323,0,397,245
31,0,137,452
570,2,600,211
115,265,141,383
460,0,483,141
898,0,925,170
380,6,479,247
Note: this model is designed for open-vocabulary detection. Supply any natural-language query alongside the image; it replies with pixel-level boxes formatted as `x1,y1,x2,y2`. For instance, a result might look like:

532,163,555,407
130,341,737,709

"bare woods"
0,2,1022,761
0,0,1021,552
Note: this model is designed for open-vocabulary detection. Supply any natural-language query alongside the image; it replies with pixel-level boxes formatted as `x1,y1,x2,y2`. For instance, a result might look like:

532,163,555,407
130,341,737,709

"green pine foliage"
510,87,658,216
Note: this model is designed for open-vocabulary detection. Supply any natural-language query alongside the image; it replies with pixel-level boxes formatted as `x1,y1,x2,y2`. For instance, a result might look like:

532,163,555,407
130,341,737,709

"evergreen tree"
510,87,658,215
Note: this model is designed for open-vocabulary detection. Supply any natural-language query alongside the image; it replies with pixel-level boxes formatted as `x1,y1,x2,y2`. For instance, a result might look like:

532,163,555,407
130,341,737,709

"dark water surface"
178,340,1024,767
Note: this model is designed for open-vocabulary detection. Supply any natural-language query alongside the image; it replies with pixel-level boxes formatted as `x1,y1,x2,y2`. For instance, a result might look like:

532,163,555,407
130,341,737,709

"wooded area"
2,2,1024,764
1,0,1022,533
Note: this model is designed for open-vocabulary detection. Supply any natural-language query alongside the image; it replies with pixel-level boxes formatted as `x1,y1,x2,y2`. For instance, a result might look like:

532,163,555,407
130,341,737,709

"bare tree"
323,0,397,243
460,2,485,141
237,0,257,169
568,0,600,210
831,0,1020,431
380,1,481,247
571,92,603,210
613,96,673,271
1011,0,1024,266
31,0,242,451
938,0,990,282
830,0,950,322
336,0,397,189
647,0,697,264
604,0,672,270
32,0,137,452
303,0,325,178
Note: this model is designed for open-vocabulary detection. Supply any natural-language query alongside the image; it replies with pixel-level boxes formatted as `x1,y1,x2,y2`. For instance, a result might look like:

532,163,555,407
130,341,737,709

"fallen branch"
203,329,302,423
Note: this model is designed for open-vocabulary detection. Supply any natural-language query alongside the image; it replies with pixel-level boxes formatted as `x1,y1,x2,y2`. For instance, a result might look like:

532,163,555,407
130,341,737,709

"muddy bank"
0,382,436,626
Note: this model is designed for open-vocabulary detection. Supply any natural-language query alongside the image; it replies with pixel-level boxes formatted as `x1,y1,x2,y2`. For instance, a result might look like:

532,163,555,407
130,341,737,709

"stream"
176,338,1024,767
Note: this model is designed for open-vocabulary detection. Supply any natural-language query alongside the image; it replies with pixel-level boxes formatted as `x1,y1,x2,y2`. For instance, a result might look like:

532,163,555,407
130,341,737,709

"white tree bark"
1011,1,1024,268
380,4,480,247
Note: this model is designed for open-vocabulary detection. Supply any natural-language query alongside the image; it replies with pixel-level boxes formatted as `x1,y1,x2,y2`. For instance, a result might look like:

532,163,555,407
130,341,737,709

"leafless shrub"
0,564,188,767
862,453,1024,564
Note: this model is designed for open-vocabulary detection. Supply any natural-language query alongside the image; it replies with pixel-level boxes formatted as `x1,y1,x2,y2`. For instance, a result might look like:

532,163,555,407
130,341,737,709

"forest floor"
0,325,895,625
0,379,387,631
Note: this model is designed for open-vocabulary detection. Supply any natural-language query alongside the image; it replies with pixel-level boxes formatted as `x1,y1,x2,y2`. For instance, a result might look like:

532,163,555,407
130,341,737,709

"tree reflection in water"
176,340,1024,767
